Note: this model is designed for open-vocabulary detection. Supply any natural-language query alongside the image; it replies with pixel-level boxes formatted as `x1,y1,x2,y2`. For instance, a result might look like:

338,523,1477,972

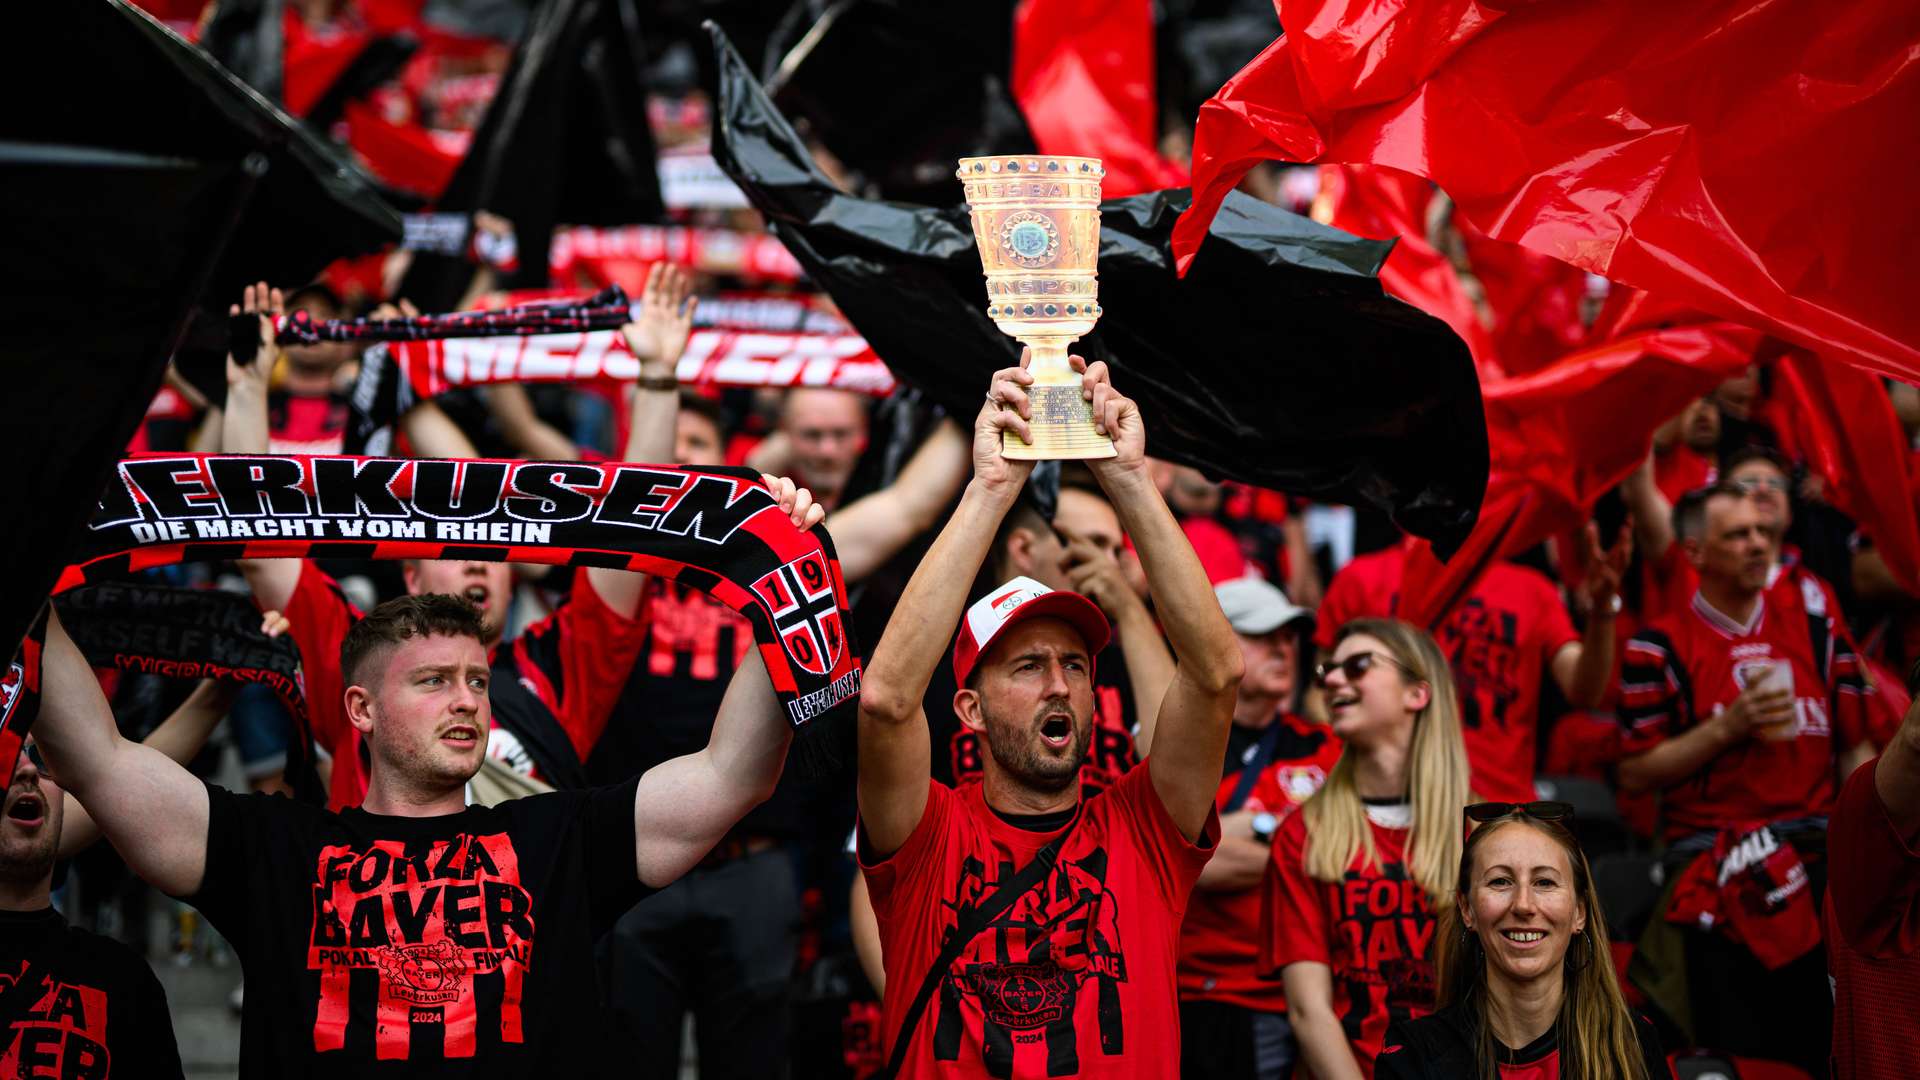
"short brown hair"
340,594,488,688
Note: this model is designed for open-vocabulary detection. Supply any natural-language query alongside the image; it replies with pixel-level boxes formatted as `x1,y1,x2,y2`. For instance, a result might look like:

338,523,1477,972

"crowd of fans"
6,4,1920,1080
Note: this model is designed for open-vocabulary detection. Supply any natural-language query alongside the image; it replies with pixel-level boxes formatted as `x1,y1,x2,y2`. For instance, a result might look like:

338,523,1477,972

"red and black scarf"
62,455,863,733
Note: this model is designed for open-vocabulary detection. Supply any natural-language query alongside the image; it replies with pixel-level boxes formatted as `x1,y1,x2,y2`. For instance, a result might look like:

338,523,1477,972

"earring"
1566,928,1593,973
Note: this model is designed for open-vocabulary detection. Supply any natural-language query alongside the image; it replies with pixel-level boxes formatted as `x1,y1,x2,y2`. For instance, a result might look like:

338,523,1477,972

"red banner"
1174,1,1920,384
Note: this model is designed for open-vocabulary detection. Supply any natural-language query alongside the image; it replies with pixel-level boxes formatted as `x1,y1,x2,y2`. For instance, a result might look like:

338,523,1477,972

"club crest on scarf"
753,552,845,676
0,663,22,730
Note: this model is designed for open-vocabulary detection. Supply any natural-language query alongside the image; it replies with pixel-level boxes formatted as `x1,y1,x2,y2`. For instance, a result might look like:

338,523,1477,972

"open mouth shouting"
462,584,492,613
4,791,46,829
1038,714,1074,750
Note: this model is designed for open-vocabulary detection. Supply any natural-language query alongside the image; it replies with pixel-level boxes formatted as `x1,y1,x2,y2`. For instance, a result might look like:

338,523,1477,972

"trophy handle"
1001,337,1117,461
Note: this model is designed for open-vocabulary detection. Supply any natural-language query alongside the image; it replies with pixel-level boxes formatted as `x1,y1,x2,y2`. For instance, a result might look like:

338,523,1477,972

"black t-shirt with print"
188,777,649,1076
0,907,184,1079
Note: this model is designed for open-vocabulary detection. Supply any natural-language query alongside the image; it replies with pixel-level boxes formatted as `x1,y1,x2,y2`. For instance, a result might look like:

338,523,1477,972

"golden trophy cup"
958,154,1115,460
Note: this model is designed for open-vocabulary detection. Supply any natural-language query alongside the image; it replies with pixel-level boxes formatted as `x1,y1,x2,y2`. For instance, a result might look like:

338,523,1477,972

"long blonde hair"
1435,816,1649,1080
1300,618,1470,907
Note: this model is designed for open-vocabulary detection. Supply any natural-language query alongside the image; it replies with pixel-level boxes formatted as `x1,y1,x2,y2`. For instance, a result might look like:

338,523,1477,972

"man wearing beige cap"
1178,577,1341,1079
856,356,1241,1079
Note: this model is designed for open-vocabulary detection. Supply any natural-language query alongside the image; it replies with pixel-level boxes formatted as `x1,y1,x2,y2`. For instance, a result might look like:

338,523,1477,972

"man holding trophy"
854,156,1242,1078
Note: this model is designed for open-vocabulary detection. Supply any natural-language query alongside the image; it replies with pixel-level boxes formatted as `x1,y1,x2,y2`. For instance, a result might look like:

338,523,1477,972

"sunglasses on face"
1463,800,1575,824
1313,650,1414,689
1730,475,1788,495
16,742,52,784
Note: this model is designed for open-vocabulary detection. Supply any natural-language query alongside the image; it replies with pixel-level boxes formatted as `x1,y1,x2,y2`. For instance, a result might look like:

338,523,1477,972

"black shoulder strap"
874,811,1080,1080
0,917,70,1041
1225,722,1286,813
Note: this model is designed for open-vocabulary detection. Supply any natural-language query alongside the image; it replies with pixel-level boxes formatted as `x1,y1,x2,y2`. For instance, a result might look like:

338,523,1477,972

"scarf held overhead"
63,456,863,729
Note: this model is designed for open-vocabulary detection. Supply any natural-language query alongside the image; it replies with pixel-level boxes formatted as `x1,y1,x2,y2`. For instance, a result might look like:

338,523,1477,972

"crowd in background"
12,2,1920,1079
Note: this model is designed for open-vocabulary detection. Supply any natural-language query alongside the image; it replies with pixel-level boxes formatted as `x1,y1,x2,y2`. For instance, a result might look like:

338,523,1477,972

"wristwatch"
1250,812,1279,845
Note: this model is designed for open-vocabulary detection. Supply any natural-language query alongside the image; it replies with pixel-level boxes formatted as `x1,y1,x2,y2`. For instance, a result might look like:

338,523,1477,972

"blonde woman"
1375,803,1669,1079
1260,618,1471,1078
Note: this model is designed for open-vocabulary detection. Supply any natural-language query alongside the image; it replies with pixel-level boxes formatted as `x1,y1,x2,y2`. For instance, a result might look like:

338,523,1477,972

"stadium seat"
1534,774,1632,858
1591,851,1663,941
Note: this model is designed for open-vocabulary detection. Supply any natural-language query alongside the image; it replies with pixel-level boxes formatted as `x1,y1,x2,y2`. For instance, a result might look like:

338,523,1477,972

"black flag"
3,0,402,659
706,23,1486,551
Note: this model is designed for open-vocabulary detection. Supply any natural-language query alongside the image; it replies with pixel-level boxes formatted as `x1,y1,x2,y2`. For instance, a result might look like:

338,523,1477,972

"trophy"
958,155,1114,460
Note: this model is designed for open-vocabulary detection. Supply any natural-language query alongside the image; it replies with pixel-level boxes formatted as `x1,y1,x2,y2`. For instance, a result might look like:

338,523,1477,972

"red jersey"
268,390,349,456
861,768,1218,1079
1260,806,1438,1077
1179,713,1343,1011
1826,759,1920,1080
1618,589,1870,840
277,563,649,809
1317,546,1578,802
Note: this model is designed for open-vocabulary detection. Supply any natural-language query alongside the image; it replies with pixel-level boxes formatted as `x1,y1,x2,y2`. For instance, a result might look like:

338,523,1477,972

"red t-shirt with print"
1260,807,1439,1078
276,562,649,809
862,768,1219,1079
1178,712,1343,1011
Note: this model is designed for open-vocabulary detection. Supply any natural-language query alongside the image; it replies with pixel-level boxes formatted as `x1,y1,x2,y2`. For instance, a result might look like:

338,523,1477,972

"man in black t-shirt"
32,577,814,1075
2,742,183,1079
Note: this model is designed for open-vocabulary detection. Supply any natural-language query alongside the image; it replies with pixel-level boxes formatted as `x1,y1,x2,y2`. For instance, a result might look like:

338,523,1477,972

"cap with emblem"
1215,576,1314,637
952,576,1112,687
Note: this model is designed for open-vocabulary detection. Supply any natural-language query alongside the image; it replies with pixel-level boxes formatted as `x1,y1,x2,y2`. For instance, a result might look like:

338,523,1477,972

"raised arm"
629,484,822,886
57,676,236,859
586,262,697,620
1551,520,1630,709
35,609,210,897
1079,359,1242,840
224,282,303,608
857,364,1036,857
1622,450,1676,560
824,417,969,584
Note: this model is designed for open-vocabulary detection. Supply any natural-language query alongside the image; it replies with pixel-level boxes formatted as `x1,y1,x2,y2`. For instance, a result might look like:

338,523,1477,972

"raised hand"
1071,354,1145,474
1581,516,1634,615
622,262,698,375
227,280,284,387
978,353,1038,494
259,609,292,638
761,473,826,530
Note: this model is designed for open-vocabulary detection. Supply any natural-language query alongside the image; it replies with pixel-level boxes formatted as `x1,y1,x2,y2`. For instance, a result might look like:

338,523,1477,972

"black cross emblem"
768,562,841,671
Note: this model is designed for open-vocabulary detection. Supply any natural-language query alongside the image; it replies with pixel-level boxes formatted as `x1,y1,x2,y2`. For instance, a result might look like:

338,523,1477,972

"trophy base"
1001,383,1117,461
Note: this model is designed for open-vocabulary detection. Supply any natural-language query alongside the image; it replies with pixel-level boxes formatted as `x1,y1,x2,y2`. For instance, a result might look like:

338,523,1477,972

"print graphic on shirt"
934,847,1125,1075
0,965,112,1078
947,687,1135,795
643,586,752,680
1333,863,1436,1040
1442,599,1520,732
752,552,845,675
307,832,534,1059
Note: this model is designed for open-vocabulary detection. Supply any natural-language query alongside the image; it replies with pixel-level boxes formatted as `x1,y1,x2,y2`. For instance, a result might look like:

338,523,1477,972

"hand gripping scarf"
59,456,864,735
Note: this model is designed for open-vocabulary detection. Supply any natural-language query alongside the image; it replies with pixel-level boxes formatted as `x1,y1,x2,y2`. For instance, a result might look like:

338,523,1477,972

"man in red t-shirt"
1617,488,1872,1073
857,358,1240,1078
1177,577,1341,1080
1826,671,1920,1080
1314,540,1623,802
1650,395,1720,503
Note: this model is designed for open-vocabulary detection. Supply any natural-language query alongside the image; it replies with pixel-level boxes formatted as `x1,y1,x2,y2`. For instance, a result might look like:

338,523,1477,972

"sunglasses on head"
1463,800,1575,824
1312,650,1414,689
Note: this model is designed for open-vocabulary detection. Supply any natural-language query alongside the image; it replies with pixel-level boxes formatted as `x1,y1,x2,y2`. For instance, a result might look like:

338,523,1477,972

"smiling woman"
1374,810,1671,1080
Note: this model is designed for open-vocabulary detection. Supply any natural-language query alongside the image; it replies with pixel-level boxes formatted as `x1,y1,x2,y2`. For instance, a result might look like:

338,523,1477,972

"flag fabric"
1173,0,1920,384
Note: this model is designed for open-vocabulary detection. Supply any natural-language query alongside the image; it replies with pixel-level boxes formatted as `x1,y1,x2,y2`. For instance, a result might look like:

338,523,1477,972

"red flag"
1312,164,1496,372
1173,1,1920,383
1397,323,1762,628
1011,0,1188,197
343,100,465,199
1454,216,1590,377
1768,349,1920,596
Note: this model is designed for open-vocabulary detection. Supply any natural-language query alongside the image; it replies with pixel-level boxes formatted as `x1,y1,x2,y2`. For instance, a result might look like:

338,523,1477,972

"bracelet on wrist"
635,373,679,393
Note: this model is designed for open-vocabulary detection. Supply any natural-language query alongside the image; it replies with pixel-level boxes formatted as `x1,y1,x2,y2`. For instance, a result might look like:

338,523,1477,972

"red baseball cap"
952,576,1112,687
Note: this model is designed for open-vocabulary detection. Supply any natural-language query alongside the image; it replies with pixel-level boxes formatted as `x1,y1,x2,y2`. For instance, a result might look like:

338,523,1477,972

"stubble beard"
981,700,1090,794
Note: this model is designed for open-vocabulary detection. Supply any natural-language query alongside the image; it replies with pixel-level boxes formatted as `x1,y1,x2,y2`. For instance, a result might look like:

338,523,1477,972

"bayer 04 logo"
999,212,1060,267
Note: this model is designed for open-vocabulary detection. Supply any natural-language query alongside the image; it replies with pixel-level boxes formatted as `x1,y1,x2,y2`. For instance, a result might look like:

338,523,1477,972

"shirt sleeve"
186,781,306,951
1105,762,1220,915
277,560,361,757
513,573,651,761
573,776,651,936
126,948,187,1079
858,780,955,917
1617,628,1683,753
1829,757,1920,959
1259,810,1330,977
